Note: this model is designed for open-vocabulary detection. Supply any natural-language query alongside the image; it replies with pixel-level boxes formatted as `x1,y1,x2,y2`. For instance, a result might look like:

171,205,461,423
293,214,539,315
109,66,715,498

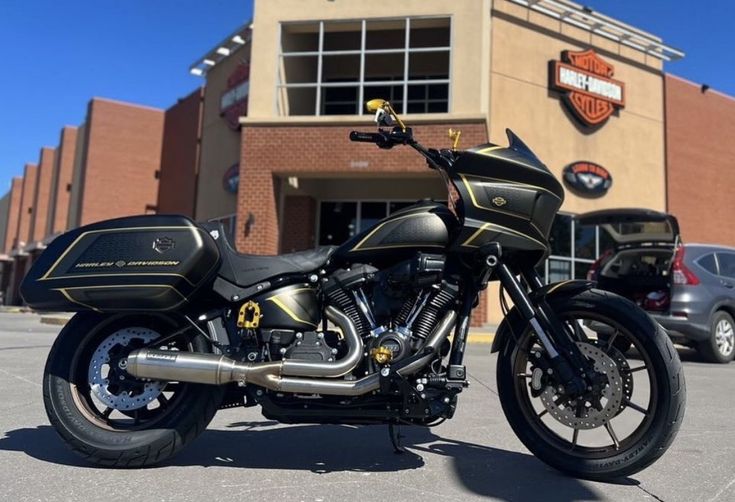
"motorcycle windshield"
465,129,553,176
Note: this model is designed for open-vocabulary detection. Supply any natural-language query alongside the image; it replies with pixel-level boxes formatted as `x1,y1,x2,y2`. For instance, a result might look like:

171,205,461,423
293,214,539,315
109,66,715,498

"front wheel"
43,312,224,467
496,289,685,480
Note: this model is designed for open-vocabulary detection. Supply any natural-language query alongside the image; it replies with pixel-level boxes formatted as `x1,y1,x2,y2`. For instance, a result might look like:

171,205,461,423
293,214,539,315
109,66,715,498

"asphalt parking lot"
0,312,733,502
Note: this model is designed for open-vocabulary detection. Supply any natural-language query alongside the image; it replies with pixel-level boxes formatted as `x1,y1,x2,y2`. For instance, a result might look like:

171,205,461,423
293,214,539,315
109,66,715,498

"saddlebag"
20,215,220,312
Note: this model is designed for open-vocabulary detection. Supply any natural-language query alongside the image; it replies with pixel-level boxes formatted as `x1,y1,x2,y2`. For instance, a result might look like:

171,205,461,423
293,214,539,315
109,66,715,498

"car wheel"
697,311,735,364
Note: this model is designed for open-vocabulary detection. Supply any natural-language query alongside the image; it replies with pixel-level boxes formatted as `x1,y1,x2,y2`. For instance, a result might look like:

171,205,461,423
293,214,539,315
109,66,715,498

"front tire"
43,312,224,467
496,289,685,480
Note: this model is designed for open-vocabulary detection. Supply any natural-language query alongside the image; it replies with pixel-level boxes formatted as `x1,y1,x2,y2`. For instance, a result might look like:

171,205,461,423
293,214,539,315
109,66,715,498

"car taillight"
672,246,700,285
587,249,613,281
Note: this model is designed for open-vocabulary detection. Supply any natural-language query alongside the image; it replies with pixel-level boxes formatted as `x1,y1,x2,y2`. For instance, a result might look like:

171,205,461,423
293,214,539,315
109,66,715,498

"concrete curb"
40,315,73,326
467,332,495,344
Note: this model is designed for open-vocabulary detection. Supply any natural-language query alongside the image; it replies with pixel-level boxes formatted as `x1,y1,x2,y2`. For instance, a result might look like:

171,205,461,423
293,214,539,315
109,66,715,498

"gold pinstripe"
460,172,563,201
57,288,101,312
55,284,188,312
40,226,194,280
461,222,546,249
546,280,574,294
266,291,318,328
350,212,431,252
474,145,504,155
41,272,195,286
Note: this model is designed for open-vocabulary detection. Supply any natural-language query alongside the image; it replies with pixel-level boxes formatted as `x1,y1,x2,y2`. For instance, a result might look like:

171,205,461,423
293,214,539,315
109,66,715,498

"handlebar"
349,131,386,144
349,127,455,171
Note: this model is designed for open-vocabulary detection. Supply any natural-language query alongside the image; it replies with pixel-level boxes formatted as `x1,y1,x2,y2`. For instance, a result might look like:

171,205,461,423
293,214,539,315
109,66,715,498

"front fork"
449,249,594,397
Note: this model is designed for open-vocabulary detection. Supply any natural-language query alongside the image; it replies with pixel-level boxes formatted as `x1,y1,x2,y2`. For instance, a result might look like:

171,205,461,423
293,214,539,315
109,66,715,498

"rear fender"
490,280,595,353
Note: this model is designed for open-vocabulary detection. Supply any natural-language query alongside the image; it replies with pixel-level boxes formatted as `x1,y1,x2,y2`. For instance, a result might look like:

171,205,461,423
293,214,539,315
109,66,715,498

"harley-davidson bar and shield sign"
550,49,625,127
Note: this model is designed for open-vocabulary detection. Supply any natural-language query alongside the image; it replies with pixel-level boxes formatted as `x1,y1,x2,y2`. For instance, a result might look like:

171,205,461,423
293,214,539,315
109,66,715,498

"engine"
323,253,458,373
229,252,456,382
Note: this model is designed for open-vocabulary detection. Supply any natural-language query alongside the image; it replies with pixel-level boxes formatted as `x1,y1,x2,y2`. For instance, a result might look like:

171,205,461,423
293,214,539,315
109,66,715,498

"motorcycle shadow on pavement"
0,422,629,500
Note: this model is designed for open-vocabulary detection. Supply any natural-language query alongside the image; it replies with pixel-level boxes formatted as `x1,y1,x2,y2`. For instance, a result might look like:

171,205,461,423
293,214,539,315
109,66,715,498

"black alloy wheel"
43,312,224,467
497,289,685,480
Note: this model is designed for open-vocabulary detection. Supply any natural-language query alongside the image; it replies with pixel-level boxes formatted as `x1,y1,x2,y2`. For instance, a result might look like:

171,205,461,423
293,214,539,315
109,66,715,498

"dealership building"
1,0,734,325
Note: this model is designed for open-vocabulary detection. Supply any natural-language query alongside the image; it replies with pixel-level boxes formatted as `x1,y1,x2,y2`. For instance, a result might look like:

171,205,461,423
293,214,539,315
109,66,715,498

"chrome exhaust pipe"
276,311,456,396
126,307,456,397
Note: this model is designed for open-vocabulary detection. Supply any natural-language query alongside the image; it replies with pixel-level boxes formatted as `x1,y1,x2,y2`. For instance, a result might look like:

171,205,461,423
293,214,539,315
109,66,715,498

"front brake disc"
539,342,627,430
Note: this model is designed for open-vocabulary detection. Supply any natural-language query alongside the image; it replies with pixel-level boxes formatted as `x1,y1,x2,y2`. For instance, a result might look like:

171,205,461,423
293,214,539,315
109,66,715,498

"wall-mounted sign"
222,163,240,194
550,49,625,127
562,161,612,197
220,62,250,130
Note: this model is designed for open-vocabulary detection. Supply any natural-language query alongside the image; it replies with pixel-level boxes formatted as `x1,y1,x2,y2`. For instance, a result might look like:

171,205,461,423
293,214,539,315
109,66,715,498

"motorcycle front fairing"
448,129,565,268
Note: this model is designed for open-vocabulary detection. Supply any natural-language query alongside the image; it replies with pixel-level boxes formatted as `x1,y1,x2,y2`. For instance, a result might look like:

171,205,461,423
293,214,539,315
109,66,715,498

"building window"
538,213,614,283
278,17,451,116
318,200,416,245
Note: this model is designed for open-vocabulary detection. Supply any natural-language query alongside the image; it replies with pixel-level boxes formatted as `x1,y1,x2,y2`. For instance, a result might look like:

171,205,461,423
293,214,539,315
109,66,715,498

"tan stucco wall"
248,0,490,120
488,10,667,216
195,44,251,221
482,5,667,326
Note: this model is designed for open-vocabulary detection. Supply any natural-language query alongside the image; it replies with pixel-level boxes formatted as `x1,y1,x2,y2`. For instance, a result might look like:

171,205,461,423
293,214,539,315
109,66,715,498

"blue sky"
0,1,732,187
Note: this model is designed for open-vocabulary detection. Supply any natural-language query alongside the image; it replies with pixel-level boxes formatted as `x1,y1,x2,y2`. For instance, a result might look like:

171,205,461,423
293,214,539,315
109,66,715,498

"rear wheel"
697,311,735,364
43,312,224,467
496,289,685,480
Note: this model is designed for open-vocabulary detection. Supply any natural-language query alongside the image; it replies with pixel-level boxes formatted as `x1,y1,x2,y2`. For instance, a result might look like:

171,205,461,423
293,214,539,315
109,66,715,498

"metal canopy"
190,23,252,77
507,0,685,61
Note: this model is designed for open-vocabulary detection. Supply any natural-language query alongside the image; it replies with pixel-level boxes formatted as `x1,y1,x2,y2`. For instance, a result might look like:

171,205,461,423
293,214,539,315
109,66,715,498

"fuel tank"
332,200,457,265
20,215,220,312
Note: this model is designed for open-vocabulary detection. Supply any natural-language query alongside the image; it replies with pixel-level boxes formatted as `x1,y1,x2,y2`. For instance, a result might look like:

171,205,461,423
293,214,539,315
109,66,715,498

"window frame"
277,16,452,116
541,212,607,284
715,252,735,280
695,252,719,277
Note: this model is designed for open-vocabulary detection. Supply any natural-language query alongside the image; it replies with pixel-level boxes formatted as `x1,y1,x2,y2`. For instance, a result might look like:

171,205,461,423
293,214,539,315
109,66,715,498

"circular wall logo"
562,161,612,198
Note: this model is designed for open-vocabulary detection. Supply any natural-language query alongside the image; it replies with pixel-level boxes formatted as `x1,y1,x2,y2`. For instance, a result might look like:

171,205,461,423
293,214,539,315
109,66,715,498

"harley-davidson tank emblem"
153,236,175,254
562,161,612,197
550,49,625,127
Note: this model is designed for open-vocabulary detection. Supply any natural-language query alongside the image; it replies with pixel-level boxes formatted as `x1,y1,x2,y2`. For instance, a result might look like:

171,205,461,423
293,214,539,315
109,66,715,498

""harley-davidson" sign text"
550,49,625,128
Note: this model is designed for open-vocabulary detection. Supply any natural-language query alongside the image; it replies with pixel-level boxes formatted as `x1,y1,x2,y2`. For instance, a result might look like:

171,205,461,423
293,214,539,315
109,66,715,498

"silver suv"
580,209,735,363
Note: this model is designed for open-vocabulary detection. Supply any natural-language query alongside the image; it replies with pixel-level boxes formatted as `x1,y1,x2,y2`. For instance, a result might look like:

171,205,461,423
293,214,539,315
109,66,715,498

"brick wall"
16,164,37,249
280,195,317,252
79,98,164,226
30,147,56,243
4,178,22,254
48,126,78,236
158,88,203,217
237,122,487,255
666,75,735,246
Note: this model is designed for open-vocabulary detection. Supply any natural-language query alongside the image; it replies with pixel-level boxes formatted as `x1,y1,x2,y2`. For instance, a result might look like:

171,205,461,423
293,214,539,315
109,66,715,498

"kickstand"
388,423,407,454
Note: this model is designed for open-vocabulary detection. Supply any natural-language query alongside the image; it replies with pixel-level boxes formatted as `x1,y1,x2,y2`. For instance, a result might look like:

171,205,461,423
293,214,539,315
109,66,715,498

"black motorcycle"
22,99,684,480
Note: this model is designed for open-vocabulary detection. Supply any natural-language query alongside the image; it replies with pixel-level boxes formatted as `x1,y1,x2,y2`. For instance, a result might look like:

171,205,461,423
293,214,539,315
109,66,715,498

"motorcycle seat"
200,223,335,287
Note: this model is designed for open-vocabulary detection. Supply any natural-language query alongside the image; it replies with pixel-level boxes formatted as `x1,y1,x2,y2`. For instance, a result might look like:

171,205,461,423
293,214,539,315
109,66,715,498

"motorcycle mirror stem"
365,99,407,132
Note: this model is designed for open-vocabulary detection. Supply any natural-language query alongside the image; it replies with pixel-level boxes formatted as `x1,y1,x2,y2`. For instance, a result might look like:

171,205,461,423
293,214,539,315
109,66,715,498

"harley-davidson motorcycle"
23,99,684,480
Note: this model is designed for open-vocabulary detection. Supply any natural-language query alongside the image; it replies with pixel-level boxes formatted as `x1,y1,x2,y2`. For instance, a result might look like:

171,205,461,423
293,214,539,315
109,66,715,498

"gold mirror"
365,98,406,132
366,98,387,113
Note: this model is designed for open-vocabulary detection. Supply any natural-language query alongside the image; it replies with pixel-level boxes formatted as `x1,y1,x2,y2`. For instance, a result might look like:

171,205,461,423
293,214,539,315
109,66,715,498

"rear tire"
697,311,735,364
496,289,686,480
43,312,224,467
